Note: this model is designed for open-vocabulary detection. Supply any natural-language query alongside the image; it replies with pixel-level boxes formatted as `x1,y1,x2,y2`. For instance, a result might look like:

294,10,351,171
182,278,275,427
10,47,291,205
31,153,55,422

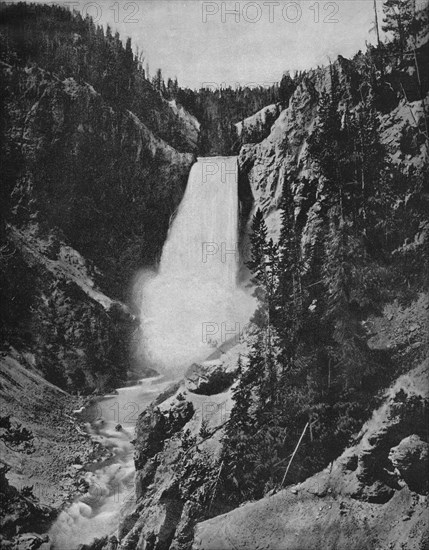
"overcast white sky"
40,0,389,88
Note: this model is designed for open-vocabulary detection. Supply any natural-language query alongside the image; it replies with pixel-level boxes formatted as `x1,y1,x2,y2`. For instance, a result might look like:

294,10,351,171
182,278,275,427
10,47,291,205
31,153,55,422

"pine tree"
322,209,374,391
246,209,280,392
152,68,164,93
247,208,268,282
382,0,421,56
221,210,284,501
247,209,280,304
308,66,346,218
279,71,295,106
275,176,304,368
221,353,259,501
349,92,386,231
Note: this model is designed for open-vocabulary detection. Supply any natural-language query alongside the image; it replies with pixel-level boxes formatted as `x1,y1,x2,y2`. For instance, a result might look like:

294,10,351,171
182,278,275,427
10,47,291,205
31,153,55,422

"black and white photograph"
0,0,428,548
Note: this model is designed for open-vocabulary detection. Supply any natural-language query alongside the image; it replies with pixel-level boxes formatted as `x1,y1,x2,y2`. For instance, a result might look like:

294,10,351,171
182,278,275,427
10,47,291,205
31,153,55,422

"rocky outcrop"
235,103,282,145
237,64,328,239
8,225,121,313
110,342,247,550
389,435,429,494
134,408,168,472
0,463,55,543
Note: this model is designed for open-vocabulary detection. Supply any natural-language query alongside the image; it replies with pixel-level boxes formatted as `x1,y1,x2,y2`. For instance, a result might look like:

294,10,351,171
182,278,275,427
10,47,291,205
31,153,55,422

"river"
49,375,173,549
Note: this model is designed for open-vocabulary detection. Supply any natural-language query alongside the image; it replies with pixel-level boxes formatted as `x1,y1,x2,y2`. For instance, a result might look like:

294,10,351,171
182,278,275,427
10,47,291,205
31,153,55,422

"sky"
39,0,389,88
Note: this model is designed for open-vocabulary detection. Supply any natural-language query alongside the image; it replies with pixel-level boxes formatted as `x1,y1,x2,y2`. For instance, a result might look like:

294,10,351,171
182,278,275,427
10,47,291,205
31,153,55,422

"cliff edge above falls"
238,47,429,245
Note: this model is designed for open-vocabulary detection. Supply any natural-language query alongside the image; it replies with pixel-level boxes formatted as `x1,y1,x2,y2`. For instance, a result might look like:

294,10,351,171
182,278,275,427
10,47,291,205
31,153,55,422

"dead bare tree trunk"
280,421,309,488
373,0,381,46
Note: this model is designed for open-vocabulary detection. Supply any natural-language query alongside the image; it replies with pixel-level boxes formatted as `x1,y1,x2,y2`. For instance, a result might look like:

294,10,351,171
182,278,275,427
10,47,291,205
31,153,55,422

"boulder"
389,434,429,493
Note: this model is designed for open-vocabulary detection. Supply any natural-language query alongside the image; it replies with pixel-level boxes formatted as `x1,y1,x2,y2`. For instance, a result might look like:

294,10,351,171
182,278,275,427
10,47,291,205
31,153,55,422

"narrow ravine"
48,376,173,549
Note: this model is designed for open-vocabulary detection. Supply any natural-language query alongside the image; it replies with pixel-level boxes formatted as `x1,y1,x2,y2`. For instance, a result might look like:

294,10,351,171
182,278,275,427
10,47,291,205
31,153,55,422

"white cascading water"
48,376,172,549
139,156,255,371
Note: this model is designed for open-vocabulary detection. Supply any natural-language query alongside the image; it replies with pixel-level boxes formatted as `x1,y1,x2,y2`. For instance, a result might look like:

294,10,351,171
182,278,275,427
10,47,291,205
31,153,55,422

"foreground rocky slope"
86,291,427,550
193,359,429,550
0,351,107,544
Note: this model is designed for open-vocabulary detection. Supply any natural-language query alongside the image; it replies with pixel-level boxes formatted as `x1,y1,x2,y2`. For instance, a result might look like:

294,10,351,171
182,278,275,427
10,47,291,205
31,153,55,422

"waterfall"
139,156,255,372
49,158,256,549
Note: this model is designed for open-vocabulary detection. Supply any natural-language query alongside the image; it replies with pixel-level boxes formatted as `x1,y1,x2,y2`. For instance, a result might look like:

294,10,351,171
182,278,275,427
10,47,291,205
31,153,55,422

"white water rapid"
138,156,255,371
49,376,172,549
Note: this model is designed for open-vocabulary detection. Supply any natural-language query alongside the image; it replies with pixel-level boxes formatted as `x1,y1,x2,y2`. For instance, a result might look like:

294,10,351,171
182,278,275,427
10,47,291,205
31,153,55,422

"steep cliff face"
238,64,329,239
0,54,198,392
1,62,195,299
238,50,428,249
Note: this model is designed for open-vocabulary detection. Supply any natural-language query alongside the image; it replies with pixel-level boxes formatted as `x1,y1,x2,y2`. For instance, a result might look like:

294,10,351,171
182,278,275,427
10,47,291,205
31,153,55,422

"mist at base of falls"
137,157,256,373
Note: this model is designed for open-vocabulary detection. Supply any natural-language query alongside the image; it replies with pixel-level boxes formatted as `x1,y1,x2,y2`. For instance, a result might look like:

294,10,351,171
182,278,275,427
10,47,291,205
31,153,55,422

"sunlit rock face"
138,157,255,373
